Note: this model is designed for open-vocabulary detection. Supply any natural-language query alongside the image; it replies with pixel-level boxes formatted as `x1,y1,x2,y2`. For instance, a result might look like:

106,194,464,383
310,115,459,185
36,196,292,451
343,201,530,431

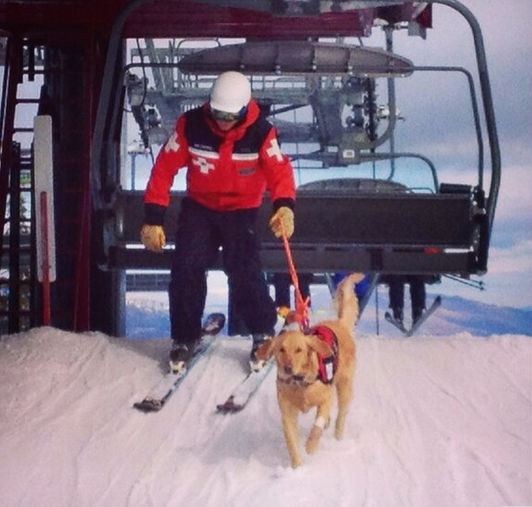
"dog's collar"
277,372,318,387
281,321,303,333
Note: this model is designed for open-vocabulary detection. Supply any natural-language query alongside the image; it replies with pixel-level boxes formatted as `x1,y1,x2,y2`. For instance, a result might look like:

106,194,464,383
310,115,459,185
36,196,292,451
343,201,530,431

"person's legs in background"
388,277,405,324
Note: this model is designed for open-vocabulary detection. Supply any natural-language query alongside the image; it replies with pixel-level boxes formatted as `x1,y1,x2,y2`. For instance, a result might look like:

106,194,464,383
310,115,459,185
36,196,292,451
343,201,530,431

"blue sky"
478,0,532,309
450,0,531,308
374,0,532,308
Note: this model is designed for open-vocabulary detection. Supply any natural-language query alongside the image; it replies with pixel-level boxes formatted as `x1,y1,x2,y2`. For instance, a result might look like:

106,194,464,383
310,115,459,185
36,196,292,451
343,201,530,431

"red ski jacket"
144,100,295,224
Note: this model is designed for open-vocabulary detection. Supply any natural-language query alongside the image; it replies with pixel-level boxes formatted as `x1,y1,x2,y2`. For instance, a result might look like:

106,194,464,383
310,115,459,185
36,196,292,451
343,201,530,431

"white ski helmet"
210,71,251,114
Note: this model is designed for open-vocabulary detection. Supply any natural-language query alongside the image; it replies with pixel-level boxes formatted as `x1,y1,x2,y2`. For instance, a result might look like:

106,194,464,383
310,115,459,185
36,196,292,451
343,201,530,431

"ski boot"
392,307,404,326
169,341,197,374
250,333,271,372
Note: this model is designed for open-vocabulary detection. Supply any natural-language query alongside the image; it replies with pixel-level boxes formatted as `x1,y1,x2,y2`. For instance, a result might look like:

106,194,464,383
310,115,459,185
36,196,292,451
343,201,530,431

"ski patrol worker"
140,71,296,372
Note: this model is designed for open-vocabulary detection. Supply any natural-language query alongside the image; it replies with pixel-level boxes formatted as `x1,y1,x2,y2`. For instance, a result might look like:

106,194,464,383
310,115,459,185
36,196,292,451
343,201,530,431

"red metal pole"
40,191,51,326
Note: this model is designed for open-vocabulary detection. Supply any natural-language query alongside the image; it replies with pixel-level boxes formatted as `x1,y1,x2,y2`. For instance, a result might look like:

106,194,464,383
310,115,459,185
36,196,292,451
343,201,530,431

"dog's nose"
284,365,293,375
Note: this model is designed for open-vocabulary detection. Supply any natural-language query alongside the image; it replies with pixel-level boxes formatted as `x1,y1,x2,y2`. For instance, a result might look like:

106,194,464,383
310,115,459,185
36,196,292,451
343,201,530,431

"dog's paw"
305,425,323,454
334,419,346,440
305,437,319,455
334,427,344,440
272,464,301,477
291,457,303,468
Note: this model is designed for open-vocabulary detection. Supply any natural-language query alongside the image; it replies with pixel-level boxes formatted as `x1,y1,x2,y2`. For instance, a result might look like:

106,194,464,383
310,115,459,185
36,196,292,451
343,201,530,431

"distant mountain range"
357,294,531,337
125,293,531,339
429,295,531,336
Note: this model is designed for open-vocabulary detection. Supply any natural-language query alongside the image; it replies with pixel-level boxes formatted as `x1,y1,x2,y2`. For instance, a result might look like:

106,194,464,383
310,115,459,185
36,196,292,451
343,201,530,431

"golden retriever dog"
256,272,364,468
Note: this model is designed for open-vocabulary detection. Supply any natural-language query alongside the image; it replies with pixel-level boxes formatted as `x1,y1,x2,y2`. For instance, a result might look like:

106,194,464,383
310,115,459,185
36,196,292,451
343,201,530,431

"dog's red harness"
310,325,339,384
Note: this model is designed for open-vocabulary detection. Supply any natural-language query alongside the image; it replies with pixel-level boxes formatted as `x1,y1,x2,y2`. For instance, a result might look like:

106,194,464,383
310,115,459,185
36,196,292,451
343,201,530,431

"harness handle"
280,222,310,332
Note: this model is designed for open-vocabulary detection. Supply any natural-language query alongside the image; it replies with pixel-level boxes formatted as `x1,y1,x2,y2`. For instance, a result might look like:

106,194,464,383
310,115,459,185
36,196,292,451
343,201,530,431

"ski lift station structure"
0,0,501,336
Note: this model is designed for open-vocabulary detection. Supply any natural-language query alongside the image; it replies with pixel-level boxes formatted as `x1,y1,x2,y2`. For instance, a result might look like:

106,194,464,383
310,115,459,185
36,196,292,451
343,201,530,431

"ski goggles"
209,106,247,122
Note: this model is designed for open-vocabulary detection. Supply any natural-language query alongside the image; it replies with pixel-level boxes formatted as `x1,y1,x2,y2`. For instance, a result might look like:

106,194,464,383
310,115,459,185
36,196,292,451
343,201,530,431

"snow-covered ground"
0,319,530,507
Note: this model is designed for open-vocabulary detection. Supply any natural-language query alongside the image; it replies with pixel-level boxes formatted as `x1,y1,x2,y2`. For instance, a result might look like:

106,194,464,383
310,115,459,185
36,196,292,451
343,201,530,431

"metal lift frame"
91,0,501,279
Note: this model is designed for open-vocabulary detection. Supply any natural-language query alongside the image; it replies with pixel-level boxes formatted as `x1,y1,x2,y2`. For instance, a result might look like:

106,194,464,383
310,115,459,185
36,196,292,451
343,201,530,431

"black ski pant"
272,272,312,308
169,198,277,345
388,275,426,313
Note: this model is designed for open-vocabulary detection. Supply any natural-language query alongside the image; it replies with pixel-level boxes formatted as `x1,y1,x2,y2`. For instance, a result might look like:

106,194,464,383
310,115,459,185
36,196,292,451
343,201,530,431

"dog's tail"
335,273,366,333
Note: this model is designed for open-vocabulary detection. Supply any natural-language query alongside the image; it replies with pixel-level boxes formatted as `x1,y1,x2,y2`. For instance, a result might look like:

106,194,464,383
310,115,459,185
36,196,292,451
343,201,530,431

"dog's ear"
307,334,333,357
255,336,279,361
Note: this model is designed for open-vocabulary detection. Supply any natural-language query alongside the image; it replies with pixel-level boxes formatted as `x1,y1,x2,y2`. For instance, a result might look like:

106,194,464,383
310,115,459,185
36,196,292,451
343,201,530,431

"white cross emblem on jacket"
266,138,283,162
164,131,180,152
193,156,215,174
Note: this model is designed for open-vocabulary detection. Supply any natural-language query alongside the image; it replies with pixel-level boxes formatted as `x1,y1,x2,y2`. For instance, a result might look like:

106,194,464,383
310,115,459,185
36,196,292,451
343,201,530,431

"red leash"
280,223,310,332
